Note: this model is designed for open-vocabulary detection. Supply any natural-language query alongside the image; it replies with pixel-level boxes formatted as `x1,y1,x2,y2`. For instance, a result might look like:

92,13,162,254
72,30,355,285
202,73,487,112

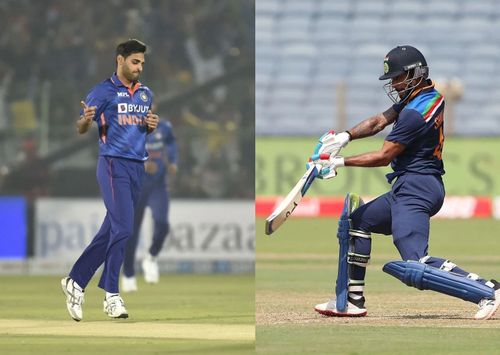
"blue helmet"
379,45,429,104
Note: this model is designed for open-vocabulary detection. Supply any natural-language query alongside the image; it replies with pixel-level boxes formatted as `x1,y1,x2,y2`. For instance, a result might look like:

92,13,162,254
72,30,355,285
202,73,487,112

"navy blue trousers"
348,173,489,291
123,178,169,277
351,173,445,261
69,156,143,293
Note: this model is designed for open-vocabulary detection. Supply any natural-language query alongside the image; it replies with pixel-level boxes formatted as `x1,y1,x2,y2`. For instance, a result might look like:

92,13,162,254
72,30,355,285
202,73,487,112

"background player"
310,45,500,320
61,39,159,321
122,107,178,292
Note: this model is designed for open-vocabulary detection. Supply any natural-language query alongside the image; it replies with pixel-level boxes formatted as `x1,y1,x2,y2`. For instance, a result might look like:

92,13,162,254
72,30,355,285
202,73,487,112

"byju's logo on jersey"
117,92,130,97
140,92,148,102
117,103,149,114
118,103,128,113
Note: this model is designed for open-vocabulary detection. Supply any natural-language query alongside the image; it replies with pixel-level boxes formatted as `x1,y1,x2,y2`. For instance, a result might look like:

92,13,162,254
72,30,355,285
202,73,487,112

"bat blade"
265,164,320,235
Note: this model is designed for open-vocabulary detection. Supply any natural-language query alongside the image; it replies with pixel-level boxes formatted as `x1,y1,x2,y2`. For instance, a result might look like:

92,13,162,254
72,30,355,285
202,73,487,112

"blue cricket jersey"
144,119,178,182
82,73,153,161
385,82,445,183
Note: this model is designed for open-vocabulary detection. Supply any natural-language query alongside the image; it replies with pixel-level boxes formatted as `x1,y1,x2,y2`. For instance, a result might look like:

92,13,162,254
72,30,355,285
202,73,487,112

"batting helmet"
379,45,429,104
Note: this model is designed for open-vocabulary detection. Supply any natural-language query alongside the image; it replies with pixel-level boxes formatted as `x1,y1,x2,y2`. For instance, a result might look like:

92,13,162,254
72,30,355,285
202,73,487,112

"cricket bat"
265,163,330,235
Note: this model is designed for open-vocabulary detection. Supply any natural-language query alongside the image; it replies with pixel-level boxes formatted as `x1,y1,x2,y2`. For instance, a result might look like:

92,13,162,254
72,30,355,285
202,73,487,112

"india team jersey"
144,119,177,182
82,73,153,161
385,84,445,183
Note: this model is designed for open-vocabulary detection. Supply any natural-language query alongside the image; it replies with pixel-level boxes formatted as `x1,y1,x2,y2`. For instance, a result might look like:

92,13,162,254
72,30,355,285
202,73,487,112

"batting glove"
308,153,345,180
313,130,351,156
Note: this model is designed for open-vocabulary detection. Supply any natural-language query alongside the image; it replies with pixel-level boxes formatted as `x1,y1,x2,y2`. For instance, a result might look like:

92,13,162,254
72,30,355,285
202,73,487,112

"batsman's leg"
384,257,500,320
386,174,499,319
383,257,500,320
315,193,391,317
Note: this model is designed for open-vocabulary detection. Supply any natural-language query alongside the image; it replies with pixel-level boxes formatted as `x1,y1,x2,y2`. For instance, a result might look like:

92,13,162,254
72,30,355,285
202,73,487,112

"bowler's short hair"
116,39,147,59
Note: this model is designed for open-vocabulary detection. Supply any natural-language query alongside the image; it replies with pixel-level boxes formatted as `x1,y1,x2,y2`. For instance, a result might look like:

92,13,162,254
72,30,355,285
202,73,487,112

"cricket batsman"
310,45,500,320
61,39,159,321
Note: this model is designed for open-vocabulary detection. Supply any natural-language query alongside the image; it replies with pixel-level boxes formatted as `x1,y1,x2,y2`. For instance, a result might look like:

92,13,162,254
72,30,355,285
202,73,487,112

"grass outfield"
256,218,500,354
0,274,254,354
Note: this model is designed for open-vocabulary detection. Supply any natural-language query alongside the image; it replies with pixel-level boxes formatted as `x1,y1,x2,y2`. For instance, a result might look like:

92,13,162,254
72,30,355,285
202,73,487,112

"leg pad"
383,260,494,303
336,193,365,312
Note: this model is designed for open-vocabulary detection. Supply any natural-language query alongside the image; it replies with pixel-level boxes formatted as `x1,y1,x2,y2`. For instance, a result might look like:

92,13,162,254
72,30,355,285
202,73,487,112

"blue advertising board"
0,196,27,259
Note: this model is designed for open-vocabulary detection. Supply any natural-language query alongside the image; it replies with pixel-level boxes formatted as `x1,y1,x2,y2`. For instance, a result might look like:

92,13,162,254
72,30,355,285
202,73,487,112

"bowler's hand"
80,101,96,123
145,110,159,131
77,101,97,134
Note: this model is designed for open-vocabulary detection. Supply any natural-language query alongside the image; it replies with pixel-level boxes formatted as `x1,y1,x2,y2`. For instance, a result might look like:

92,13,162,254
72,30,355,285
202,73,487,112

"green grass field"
256,218,500,354
0,274,254,354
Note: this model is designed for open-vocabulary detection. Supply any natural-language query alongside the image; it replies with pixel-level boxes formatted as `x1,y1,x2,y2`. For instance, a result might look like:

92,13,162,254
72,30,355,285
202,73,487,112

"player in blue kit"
61,39,159,321
310,45,499,320
121,113,178,292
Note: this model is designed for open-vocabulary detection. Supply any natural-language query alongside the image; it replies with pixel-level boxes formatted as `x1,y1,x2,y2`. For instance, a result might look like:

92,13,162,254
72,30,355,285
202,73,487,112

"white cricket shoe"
314,298,367,317
142,255,159,284
121,276,138,293
103,295,129,319
475,280,500,320
61,277,84,322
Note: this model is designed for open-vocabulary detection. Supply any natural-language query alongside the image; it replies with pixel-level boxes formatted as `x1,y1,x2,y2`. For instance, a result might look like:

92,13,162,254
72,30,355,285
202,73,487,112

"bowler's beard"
123,66,140,83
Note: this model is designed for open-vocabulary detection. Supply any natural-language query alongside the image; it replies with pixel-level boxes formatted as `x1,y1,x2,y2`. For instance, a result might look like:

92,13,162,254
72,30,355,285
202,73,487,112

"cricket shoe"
121,275,138,293
475,280,500,320
103,295,129,319
61,277,84,322
142,255,159,283
314,296,367,317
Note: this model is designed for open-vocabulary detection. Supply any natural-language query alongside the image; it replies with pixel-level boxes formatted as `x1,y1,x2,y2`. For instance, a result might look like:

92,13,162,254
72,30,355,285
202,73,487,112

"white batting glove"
314,130,351,156
309,153,345,180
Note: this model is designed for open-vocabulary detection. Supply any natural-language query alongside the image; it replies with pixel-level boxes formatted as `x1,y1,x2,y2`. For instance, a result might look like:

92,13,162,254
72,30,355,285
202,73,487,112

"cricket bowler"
61,39,159,321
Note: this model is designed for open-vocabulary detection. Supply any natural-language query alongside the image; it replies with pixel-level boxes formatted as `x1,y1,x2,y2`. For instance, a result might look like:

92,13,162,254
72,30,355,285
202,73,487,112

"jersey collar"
110,73,142,95
407,79,435,102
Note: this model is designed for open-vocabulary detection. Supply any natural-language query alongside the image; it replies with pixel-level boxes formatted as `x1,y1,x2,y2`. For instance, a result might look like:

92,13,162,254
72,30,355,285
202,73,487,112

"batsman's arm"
344,140,405,167
347,106,399,140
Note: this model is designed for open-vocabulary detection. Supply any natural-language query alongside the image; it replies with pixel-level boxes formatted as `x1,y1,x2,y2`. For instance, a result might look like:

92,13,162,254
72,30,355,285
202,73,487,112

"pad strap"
347,252,370,267
349,229,371,238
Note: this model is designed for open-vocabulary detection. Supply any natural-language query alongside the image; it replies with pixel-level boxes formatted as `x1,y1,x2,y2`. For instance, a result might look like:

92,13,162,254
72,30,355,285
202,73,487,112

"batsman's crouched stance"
316,188,500,320
312,45,500,320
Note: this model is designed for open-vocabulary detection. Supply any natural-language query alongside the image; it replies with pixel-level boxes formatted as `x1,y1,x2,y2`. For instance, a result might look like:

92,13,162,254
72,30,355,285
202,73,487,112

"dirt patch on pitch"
256,290,500,329
0,319,255,341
